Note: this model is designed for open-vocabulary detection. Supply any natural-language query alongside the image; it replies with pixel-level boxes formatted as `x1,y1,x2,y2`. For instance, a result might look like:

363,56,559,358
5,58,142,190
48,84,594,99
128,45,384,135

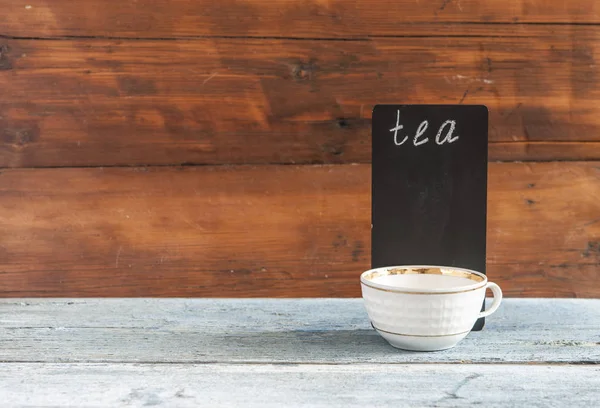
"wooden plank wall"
1,0,599,297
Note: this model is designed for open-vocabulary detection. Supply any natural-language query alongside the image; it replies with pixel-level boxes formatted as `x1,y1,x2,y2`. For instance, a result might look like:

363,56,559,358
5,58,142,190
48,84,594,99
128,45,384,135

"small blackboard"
371,104,488,330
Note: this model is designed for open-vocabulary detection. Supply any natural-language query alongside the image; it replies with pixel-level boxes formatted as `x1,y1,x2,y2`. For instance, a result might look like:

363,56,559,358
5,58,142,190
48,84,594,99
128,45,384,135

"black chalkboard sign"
371,104,488,330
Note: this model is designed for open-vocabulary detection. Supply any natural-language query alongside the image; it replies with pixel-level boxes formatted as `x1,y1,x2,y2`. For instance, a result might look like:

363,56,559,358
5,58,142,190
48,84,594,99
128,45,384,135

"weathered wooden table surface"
1,298,598,407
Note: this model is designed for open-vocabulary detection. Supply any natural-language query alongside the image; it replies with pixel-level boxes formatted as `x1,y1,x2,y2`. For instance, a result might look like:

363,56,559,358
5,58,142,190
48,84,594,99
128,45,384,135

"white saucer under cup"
360,265,502,351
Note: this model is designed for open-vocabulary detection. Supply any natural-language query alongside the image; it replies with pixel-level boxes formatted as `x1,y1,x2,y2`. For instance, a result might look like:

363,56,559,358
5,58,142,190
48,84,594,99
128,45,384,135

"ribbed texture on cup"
361,284,486,336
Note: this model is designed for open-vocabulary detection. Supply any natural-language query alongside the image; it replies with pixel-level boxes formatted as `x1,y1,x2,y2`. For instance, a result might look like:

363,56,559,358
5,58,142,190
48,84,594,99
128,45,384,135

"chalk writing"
390,110,459,147
390,110,408,146
435,120,459,145
414,120,429,147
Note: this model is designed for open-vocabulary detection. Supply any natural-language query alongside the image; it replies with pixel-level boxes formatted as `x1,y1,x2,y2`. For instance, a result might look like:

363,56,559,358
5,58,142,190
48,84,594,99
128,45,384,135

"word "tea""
390,110,459,147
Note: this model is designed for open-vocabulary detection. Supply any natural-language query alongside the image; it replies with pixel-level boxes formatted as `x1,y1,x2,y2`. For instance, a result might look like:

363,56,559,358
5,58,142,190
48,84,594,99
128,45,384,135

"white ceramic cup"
360,265,502,351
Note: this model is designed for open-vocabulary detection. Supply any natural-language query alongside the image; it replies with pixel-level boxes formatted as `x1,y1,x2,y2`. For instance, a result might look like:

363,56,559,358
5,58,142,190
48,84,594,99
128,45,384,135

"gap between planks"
2,158,600,171
3,21,600,42
0,360,597,366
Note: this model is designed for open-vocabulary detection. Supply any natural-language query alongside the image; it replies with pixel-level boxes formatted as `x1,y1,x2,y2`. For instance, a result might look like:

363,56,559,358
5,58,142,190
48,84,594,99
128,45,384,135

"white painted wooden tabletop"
1,298,598,407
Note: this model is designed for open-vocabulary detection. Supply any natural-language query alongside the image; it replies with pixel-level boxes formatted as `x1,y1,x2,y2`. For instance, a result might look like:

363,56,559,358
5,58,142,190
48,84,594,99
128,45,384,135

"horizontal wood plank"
1,363,599,407
491,142,600,162
0,163,598,297
3,299,598,406
2,27,600,167
2,1,600,38
1,299,599,363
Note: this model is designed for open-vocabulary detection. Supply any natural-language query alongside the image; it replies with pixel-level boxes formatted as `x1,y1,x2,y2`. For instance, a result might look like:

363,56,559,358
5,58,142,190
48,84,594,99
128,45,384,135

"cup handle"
478,282,503,318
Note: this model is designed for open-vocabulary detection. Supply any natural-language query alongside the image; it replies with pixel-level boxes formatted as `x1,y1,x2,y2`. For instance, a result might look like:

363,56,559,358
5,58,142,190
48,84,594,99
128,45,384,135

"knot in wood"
291,61,317,81
0,44,13,70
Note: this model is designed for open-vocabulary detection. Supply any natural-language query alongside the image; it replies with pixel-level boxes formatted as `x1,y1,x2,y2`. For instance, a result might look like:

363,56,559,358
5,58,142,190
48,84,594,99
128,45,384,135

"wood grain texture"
491,142,600,162
1,363,599,407
1,299,599,364
2,1,600,38
1,299,598,407
0,163,598,297
2,26,600,167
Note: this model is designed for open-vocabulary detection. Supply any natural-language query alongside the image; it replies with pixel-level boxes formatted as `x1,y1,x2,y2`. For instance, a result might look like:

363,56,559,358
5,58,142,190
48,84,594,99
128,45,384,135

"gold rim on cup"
370,322,471,338
360,266,487,295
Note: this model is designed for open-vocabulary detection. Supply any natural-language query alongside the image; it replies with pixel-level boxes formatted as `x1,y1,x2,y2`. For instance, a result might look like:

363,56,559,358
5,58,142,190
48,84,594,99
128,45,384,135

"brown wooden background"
1,1,599,297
